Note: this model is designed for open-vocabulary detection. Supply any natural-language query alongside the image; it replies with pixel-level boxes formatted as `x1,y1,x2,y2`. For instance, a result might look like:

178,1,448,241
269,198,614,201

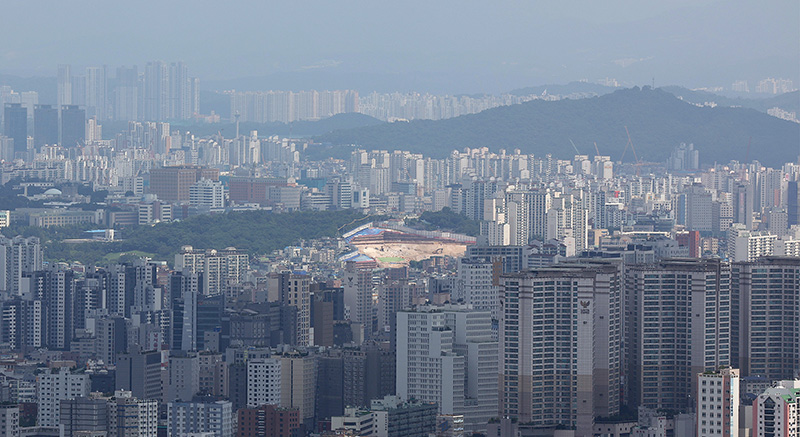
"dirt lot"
352,240,467,267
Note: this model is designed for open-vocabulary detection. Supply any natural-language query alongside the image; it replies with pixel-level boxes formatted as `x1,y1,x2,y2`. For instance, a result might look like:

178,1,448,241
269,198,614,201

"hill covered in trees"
315,87,800,166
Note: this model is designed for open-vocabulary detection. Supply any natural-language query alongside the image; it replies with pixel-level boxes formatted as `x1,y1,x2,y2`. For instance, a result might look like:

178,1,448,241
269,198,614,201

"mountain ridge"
314,87,800,166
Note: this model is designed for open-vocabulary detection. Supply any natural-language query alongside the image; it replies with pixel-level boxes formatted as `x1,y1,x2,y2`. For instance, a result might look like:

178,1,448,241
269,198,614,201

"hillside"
315,87,800,166
661,86,799,114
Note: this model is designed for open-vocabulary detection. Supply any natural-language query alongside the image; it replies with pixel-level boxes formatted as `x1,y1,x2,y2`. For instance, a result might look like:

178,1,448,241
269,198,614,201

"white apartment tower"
697,367,740,437
396,304,497,433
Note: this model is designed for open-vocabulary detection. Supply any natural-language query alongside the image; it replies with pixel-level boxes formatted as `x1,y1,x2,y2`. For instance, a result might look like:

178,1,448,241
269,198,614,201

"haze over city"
0,2,798,437
1,0,798,93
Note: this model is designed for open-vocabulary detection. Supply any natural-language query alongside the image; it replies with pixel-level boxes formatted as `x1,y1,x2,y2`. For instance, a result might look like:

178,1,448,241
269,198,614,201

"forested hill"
315,87,800,166
4,210,378,266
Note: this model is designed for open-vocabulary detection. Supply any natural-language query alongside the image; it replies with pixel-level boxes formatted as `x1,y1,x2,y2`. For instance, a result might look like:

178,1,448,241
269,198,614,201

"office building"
33,104,58,148
59,396,108,436
269,272,311,346
370,395,437,437
455,257,500,318
3,103,27,157
237,404,300,437
107,390,158,437
167,352,200,402
36,368,91,427
500,262,621,436
60,104,85,147
189,178,226,209
331,407,376,436
116,348,163,400
149,165,219,203
697,367,739,437
167,399,234,437
342,342,395,409
343,260,376,334
246,358,282,408
280,351,317,427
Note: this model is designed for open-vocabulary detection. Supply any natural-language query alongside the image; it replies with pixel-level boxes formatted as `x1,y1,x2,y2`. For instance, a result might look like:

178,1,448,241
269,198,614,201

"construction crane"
621,126,644,176
593,142,601,157
568,138,581,155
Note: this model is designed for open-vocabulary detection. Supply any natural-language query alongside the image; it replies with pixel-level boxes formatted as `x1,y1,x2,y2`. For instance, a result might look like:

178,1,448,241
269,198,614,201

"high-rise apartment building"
0,235,42,294
0,404,19,437
115,66,139,121
732,257,800,381
57,64,72,108
85,66,108,121
500,262,621,436
343,260,377,335
396,304,497,432
625,259,732,411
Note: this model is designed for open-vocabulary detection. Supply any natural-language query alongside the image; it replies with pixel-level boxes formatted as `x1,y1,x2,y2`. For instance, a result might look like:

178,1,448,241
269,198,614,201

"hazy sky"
1,0,797,93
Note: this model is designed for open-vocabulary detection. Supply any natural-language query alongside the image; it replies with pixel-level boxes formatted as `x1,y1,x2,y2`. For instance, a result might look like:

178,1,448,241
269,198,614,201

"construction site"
341,223,474,267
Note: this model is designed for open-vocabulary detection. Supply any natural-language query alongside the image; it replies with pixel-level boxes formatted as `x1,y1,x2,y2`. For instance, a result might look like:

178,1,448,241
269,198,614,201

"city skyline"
0,2,797,94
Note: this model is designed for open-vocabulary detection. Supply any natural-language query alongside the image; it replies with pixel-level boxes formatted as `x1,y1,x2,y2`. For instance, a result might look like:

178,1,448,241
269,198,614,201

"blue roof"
344,227,386,242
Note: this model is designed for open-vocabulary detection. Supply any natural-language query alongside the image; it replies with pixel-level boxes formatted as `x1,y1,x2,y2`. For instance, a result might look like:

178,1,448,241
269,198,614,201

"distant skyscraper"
57,64,72,108
3,103,27,156
84,66,108,120
144,61,168,121
115,65,140,121
33,104,58,148
60,104,85,147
